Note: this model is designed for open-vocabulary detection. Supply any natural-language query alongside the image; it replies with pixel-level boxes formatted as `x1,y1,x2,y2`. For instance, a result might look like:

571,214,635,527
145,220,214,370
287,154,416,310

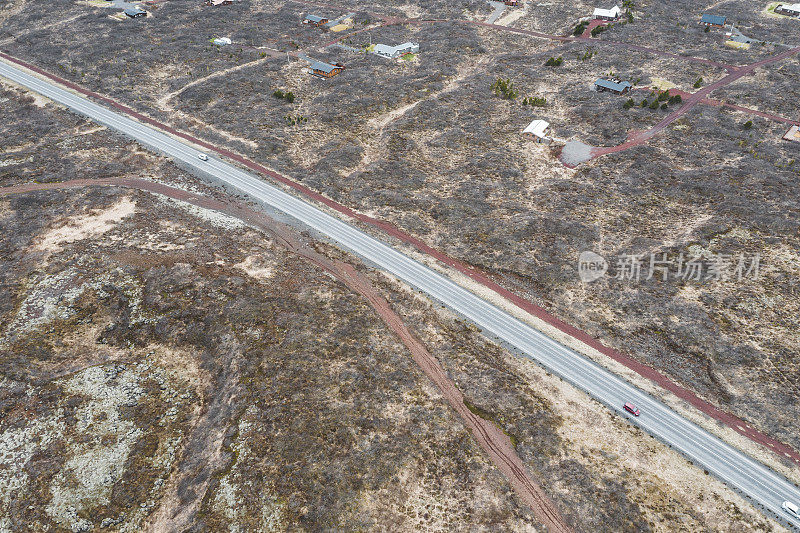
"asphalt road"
2,59,799,529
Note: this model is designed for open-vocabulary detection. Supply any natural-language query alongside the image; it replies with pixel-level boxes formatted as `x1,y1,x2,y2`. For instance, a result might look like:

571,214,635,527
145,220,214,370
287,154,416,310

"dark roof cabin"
303,14,329,26
310,61,343,78
701,13,726,26
124,7,147,17
594,78,631,94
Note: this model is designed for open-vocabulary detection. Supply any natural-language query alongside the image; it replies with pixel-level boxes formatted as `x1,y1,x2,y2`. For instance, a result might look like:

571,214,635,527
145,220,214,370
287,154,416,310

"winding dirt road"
0,177,573,532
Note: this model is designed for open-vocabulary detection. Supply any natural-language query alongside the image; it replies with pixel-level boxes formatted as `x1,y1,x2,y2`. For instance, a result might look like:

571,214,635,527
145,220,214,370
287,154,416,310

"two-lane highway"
2,58,799,529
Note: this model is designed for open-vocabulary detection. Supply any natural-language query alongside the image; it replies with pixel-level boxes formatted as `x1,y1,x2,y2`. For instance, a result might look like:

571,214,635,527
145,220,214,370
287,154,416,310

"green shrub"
660,103,669,110
693,77,704,88
491,77,519,99
544,56,564,67
640,99,648,108
623,98,635,109
285,114,308,126
573,22,587,36
285,92,295,103
649,99,660,109
591,25,608,37
523,96,547,106
272,89,284,99
743,120,753,130
668,94,682,105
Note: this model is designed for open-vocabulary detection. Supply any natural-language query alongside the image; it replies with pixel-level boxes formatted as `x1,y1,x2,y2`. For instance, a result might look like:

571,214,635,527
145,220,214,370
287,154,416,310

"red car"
623,402,640,416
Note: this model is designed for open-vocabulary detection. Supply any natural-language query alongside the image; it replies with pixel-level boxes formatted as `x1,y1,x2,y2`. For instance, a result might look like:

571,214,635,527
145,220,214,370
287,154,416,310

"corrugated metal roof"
311,61,337,73
594,78,631,92
373,42,419,58
124,7,145,15
523,119,549,137
701,13,726,25
777,3,800,12
304,14,326,22
373,44,394,55
593,5,620,18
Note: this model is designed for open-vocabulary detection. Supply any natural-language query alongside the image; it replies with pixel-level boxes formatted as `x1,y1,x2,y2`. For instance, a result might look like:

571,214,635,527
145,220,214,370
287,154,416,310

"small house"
372,44,395,58
701,13,727,27
373,42,419,59
725,34,755,49
594,78,631,94
303,14,329,26
504,0,519,6
522,120,551,143
725,36,751,49
783,125,800,143
395,42,419,56
775,3,800,17
593,5,621,21
124,7,147,17
310,61,344,78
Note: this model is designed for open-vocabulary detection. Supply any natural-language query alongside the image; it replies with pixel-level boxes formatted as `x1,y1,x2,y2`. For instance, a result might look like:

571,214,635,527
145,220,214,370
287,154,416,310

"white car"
783,500,800,520
198,153,209,161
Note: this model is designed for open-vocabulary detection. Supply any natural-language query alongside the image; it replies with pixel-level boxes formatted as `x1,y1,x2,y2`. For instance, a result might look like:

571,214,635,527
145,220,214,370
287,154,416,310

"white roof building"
593,5,621,19
783,125,800,143
373,44,395,57
522,120,550,139
777,3,800,15
373,42,420,59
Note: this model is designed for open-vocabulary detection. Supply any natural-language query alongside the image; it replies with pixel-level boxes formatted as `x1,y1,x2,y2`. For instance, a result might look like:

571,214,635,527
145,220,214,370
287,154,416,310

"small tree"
285,92,295,103
491,78,519,99
285,114,308,126
273,89,285,99
704,25,710,33
660,103,669,110
623,98,634,110
668,94,682,105
743,120,753,130
649,99,660,110
573,22,587,36
640,99,648,108
693,77,704,88
544,56,563,67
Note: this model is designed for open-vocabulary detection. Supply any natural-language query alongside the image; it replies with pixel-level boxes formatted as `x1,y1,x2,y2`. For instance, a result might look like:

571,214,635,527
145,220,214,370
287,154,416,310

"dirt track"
589,44,800,160
0,178,573,532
